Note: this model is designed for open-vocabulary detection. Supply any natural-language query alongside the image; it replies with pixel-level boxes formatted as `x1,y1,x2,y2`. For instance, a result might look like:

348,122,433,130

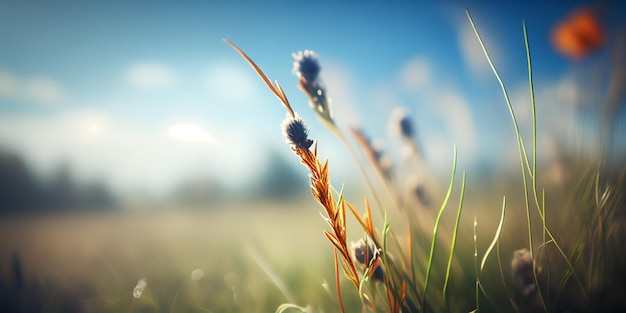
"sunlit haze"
1,1,624,197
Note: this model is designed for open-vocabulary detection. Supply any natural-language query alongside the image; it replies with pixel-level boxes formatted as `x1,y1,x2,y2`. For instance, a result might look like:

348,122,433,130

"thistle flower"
351,237,384,281
281,114,314,150
292,50,334,127
389,108,414,139
390,108,423,159
292,50,320,83
511,248,537,298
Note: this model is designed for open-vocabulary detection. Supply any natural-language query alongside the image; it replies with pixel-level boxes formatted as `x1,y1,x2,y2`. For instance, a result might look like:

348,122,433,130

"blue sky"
0,1,624,195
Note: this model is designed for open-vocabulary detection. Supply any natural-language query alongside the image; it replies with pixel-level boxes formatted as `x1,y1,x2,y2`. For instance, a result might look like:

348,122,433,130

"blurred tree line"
171,149,308,208
0,148,117,213
0,147,308,213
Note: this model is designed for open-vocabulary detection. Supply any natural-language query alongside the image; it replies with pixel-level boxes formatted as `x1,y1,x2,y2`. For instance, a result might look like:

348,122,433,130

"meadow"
1,160,623,313
1,7,625,313
0,201,337,313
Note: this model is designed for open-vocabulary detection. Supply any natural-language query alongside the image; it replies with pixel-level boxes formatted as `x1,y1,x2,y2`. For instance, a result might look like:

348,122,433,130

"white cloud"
0,68,65,105
397,57,478,163
0,110,264,194
205,63,258,105
321,60,361,127
167,123,217,144
502,73,601,172
0,70,19,96
399,57,431,91
126,62,178,90
457,22,499,77
436,92,476,147
24,77,65,104
511,76,580,137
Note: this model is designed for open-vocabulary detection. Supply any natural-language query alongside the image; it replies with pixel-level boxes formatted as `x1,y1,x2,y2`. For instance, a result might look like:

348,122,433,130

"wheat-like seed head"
226,39,360,290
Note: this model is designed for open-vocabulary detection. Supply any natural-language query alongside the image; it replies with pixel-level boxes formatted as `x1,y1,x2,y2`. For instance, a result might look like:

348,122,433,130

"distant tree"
78,179,117,210
45,162,78,210
253,149,308,201
0,148,42,212
172,175,227,208
0,148,117,213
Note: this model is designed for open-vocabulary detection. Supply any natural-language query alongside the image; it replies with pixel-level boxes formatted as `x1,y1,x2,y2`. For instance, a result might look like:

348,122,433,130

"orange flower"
552,8,605,60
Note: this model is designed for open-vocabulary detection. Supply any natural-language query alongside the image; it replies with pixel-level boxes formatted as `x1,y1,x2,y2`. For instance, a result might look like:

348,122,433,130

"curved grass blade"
423,144,457,303
480,197,506,271
275,303,310,313
443,171,467,299
473,216,480,313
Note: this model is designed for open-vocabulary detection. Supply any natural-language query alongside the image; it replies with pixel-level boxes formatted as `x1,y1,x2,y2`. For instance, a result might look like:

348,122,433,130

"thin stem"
443,171,466,299
423,145,457,304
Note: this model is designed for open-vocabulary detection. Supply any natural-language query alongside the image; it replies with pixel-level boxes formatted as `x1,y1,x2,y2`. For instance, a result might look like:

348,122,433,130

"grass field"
0,156,626,312
0,201,353,313
2,8,625,312
1,171,603,313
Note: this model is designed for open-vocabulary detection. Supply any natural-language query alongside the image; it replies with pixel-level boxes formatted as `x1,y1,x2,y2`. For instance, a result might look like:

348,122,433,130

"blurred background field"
1,1,625,312
0,202,340,313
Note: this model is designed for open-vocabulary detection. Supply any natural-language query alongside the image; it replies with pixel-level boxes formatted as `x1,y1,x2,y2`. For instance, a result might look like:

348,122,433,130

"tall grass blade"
522,20,588,301
465,11,532,177
275,303,310,313
443,171,466,299
473,216,480,313
168,291,180,313
333,249,346,313
247,244,296,303
422,144,457,304
223,39,295,117
496,240,517,312
480,197,506,271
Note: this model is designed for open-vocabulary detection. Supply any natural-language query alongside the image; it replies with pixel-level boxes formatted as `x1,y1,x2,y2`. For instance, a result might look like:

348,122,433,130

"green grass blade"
522,20,587,302
275,303,310,313
247,244,296,304
496,239,517,311
466,10,532,177
423,144,457,303
524,20,538,197
480,197,506,271
442,171,466,299
473,216,480,313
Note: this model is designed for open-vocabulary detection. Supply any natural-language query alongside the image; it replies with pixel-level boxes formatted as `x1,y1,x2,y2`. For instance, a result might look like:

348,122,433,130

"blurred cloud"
457,22,499,77
0,68,65,105
399,57,431,91
167,123,217,144
205,62,258,106
322,60,362,127
0,70,18,96
436,92,476,147
503,73,597,173
397,56,478,171
126,62,178,90
0,109,263,194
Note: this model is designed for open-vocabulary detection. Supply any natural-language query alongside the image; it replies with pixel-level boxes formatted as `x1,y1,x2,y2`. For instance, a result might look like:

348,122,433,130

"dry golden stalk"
225,39,360,289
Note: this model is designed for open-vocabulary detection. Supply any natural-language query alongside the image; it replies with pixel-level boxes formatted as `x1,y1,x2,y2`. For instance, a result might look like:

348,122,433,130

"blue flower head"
399,115,413,138
390,108,414,139
282,114,314,150
351,238,384,281
292,50,320,83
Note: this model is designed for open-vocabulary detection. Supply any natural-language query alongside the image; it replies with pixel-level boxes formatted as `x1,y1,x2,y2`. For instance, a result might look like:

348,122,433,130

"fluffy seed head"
351,238,384,281
133,278,148,299
292,50,321,83
511,248,536,297
390,108,414,139
282,114,313,150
